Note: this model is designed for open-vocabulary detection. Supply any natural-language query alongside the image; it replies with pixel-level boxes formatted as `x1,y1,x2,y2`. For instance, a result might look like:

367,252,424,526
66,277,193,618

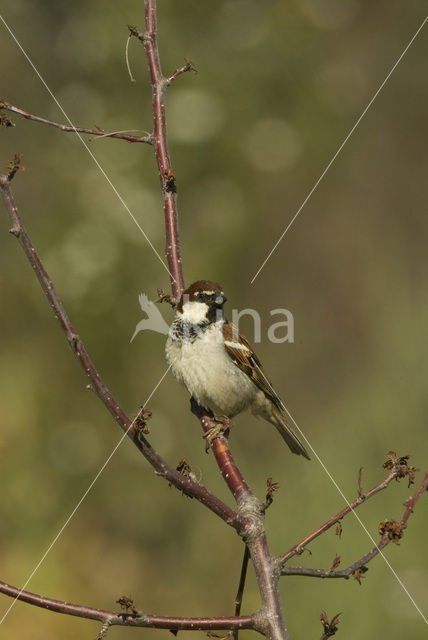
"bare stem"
191,403,252,501
234,545,250,619
281,471,428,579
400,471,428,526
190,403,289,640
0,100,152,144
280,468,404,565
166,59,197,86
0,579,256,631
129,0,186,299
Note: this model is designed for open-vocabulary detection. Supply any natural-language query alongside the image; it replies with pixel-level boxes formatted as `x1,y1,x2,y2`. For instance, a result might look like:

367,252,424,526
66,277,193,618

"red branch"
128,0,186,300
143,3,184,299
0,100,152,144
190,401,251,501
400,471,428,525
0,580,256,631
280,468,403,565
190,408,289,640
280,471,428,580
166,59,197,85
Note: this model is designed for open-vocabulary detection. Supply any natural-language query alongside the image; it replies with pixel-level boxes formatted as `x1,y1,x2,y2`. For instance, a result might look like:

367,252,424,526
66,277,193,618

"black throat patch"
169,312,225,343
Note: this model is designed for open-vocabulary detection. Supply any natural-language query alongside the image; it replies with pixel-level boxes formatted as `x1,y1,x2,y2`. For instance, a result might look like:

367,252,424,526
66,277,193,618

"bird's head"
176,280,227,324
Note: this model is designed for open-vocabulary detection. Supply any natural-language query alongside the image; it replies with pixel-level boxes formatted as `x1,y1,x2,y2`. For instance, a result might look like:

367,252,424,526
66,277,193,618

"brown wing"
222,322,282,411
222,322,310,459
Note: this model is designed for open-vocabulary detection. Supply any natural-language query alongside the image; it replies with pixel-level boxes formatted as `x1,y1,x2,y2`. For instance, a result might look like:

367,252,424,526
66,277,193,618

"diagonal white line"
0,363,173,625
0,14,174,283
250,15,428,284
255,363,427,624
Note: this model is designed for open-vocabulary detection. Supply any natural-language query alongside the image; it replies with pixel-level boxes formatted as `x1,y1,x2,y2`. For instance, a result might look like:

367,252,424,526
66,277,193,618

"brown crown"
177,280,224,312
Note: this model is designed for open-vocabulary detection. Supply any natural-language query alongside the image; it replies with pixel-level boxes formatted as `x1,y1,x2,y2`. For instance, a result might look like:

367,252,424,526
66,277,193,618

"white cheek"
181,301,209,324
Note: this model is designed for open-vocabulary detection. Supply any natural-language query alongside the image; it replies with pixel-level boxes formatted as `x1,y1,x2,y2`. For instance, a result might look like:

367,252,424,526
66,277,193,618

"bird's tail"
270,406,310,459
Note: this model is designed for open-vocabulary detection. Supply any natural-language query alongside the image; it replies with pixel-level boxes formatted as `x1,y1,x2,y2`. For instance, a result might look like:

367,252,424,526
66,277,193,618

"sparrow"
166,280,310,459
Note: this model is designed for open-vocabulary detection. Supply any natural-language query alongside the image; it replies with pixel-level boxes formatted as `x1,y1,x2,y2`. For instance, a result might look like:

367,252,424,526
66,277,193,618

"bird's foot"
203,418,230,452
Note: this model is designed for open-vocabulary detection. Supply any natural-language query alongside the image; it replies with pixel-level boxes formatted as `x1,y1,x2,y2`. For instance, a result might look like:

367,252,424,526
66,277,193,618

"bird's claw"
203,418,230,451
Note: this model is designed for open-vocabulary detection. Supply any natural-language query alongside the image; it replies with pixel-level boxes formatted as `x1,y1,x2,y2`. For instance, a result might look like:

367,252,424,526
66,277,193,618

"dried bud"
116,595,138,614
378,519,403,544
0,112,14,127
382,452,418,487
265,477,280,508
330,554,341,571
320,611,341,636
164,169,177,193
353,565,368,584
134,406,152,436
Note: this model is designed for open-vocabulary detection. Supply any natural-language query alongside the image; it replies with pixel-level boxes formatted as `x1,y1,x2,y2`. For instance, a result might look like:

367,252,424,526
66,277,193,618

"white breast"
166,322,256,418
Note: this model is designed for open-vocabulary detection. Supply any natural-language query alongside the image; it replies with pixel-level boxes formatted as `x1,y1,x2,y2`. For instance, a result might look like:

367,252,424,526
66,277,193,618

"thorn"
265,477,280,509
357,467,363,497
6,153,23,181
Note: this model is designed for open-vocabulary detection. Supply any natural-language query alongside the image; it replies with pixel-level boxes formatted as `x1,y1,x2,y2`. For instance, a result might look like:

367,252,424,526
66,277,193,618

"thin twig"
281,471,428,579
0,579,256,631
281,533,388,579
233,546,250,640
279,467,406,565
0,100,152,144
400,471,428,526
165,58,197,86
130,1,186,299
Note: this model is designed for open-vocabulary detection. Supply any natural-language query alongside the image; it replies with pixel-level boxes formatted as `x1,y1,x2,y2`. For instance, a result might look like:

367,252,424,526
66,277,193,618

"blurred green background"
0,1,427,638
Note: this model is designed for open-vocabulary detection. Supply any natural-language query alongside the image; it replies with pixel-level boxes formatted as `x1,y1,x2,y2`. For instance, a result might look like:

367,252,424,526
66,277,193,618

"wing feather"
222,323,282,410
222,322,310,459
